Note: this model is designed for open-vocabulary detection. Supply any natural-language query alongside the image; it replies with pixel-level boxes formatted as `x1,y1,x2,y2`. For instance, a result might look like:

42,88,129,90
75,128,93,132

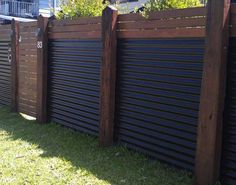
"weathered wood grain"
99,6,118,147
195,0,231,185
36,15,49,123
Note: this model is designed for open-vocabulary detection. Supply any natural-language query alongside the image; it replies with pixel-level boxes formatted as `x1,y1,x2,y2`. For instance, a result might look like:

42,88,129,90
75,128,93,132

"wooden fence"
0,1,235,185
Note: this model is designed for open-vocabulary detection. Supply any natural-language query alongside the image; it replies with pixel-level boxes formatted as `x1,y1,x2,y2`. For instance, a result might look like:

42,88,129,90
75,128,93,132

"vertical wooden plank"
36,15,49,123
99,6,118,146
11,19,19,112
195,0,231,185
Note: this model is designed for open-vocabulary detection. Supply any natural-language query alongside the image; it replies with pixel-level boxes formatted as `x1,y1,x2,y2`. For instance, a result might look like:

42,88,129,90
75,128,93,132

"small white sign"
37,41,43,49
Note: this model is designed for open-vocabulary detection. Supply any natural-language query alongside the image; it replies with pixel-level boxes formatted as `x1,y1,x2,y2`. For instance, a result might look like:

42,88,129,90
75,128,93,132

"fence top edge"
20,21,37,27
50,16,102,26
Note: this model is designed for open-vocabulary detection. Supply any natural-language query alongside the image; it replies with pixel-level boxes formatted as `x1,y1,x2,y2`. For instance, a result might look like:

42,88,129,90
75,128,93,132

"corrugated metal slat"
221,37,236,185
115,38,204,171
48,39,102,136
0,40,11,107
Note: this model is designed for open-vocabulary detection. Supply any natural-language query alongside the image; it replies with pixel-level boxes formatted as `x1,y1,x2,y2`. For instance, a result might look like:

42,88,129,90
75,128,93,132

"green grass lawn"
0,107,192,185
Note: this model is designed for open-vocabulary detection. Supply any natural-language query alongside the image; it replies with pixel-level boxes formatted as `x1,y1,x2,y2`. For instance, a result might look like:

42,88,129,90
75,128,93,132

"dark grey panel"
221,37,236,185
0,40,11,107
48,39,102,135
115,38,204,171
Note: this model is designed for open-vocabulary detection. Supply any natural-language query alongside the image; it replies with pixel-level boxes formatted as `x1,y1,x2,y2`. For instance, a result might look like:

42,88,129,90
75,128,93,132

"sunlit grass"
0,107,192,185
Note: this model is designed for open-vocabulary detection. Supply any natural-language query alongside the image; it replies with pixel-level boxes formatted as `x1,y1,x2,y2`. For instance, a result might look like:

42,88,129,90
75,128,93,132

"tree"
140,0,203,16
56,0,108,19
56,0,203,19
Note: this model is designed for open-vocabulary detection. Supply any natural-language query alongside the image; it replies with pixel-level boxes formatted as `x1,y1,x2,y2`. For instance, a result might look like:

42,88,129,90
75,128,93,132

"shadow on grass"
0,107,192,185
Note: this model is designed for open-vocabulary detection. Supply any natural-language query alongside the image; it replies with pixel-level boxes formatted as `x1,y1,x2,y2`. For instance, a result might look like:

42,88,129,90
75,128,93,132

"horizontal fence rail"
48,17,102,39
117,7,207,38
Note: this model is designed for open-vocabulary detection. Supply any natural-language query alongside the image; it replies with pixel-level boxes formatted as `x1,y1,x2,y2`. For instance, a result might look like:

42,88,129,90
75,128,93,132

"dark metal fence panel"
0,25,11,107
48,39,102,135
221,37,236,185
115,38,204,171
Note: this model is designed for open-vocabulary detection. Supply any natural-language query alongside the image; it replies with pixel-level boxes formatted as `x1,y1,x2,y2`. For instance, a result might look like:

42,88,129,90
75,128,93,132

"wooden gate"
18,22,37,117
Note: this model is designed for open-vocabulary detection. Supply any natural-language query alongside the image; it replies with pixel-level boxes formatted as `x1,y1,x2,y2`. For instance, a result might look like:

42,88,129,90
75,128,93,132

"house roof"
0,15,37,22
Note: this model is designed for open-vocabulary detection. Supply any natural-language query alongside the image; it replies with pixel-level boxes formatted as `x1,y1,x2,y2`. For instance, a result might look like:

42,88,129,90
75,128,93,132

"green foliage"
141,0,202,16
56,0,203,19
56,0,108,19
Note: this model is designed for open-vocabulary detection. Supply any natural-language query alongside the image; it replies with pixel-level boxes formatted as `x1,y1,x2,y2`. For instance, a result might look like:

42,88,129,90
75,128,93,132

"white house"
0,0,59,23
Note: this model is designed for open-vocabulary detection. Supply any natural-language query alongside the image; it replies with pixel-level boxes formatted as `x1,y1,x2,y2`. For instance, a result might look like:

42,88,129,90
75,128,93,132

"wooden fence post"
195,0,231,185
11,19,19,112
36,15,49,123
99,6,118,146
